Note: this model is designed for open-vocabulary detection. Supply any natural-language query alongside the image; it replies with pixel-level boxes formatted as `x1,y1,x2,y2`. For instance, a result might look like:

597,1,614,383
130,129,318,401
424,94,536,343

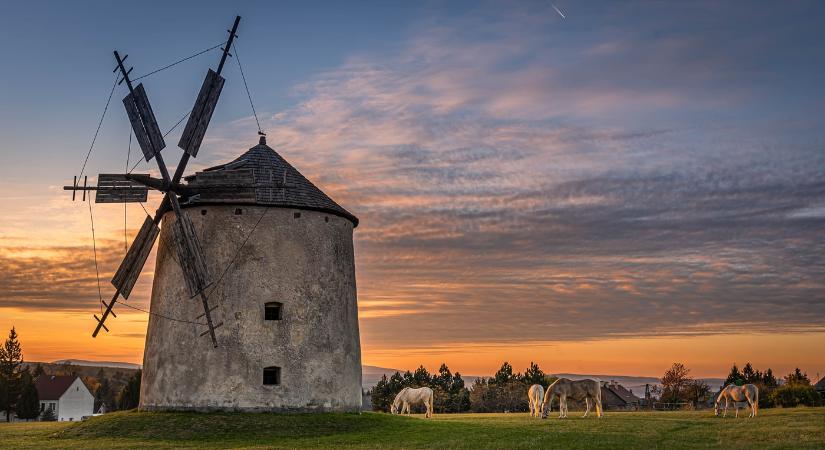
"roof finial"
258,133,266,145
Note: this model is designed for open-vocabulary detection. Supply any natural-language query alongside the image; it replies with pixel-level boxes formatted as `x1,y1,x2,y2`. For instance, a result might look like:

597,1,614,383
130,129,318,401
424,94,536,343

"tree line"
657,361,822,409
723,362,821,408
369,361,556,413
0,327,142,421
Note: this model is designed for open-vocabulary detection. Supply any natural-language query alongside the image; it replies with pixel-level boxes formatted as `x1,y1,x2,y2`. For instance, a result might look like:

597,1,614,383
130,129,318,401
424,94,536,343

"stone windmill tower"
63,16,361,412
141,136,362,412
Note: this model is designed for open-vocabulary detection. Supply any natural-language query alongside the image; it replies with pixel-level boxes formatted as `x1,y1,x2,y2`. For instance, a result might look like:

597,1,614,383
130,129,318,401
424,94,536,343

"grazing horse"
528,384,545,418
391,387,434,418
715,384,758,418
541,378,603,419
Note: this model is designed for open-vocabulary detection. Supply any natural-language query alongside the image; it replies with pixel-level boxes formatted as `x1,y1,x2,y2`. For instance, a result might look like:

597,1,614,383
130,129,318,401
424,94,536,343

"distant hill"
51,359,142,370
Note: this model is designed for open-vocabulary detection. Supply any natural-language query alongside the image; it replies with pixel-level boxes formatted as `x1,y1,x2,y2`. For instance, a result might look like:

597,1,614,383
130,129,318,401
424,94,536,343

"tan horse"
528,384,545,418
715,384,758,418
541,378,603,419
391,387,434,418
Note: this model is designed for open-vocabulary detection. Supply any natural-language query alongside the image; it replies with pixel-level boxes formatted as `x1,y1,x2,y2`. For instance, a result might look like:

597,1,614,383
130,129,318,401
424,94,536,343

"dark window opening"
201,209,207,216
325,216,329,223
294,212,301,219
263,366,281,385
235,208,243,215
265,302,283,321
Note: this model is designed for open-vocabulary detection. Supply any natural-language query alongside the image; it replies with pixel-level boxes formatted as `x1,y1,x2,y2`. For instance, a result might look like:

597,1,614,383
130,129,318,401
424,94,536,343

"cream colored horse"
715,384,758,418
391,387,434,418
528,384,545,418
541,378,603,419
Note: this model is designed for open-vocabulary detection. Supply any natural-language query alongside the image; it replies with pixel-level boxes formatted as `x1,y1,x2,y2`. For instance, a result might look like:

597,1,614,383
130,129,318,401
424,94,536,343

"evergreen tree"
94,372,113,413
370,374,391,412
32,364,45,378
523,362,546,386
0,327,24,422
493,362,515,385
784,368,811,386
435,363,453,391
763,368,778,388
412,365,431,387
742,363,756,383
450,373,470,412
15,370,39,421
724,364,743,386
117,369,142,410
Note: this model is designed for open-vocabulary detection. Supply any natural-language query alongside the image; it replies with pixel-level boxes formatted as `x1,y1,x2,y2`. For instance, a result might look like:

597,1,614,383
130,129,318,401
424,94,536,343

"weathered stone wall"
140,205,361,412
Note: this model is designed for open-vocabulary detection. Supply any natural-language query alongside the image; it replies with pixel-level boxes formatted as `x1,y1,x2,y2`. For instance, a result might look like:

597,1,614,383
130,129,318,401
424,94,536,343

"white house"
36,375,94,421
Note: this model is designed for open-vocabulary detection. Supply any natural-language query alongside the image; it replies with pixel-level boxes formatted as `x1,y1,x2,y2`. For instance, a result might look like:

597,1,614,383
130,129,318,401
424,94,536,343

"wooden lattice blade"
171,212,211,298
178,69,225,157
123,83,166,162
111,215,160,299
95,174,150,203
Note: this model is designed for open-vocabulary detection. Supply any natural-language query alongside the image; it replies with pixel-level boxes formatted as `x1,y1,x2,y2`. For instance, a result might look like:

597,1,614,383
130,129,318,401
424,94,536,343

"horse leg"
723,398,728,418
563,395,568,418
559,395,565,418
583,397,590,418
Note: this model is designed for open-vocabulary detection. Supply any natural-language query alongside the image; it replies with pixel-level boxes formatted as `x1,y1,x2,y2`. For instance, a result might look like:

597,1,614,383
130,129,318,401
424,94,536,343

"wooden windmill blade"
171,212,211,297
95,174,150,203
123,83,167,162
177,16,240,157
178,69,225,157
111,215,161,299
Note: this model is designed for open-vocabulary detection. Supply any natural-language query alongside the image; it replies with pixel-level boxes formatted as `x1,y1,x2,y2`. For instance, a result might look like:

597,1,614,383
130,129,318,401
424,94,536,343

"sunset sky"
1,1,824,380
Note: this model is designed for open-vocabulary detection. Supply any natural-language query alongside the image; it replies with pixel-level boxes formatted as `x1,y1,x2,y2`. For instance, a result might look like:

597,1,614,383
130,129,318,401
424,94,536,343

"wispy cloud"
3,1,824,356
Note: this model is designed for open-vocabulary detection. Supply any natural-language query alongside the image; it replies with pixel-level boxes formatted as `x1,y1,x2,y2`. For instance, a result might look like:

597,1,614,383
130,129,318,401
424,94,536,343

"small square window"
201,209,207,216
265,302,283,321
235,208,243,215
263,366,281,385
293,212,301,219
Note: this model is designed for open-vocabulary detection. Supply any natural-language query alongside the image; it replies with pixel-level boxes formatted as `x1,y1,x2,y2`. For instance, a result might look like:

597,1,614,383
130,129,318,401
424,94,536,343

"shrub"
40,407,56,421
770,384,822,408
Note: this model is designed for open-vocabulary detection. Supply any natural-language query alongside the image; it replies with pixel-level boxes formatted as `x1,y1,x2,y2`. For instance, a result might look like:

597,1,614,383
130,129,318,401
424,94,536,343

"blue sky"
1,1,824,375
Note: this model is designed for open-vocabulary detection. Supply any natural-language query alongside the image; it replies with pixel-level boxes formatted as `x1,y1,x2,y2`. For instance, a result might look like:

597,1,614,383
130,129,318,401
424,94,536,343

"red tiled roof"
35,375,77,400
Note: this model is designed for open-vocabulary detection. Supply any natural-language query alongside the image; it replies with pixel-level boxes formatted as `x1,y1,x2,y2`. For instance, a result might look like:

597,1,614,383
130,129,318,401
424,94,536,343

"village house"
36,375,94,421
815,377,825,401
601,381,642,410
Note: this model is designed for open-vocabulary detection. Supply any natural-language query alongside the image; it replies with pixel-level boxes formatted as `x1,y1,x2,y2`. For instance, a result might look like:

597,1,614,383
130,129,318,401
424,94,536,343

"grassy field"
1,407,824,449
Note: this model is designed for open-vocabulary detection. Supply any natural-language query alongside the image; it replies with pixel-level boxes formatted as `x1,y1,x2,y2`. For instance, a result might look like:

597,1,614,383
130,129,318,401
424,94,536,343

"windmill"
64,16,243,347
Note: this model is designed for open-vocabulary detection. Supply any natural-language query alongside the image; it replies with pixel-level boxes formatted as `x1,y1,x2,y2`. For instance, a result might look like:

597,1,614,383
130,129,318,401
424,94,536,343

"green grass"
1,408,824,449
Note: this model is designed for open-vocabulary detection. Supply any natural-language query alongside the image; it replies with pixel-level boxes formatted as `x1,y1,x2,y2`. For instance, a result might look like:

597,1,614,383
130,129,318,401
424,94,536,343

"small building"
601,381,642,410
36,375,94,421
815,377,825,400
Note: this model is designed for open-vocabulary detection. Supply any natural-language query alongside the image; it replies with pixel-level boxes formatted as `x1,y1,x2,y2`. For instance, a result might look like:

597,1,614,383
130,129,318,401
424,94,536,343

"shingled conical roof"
184,137,358,226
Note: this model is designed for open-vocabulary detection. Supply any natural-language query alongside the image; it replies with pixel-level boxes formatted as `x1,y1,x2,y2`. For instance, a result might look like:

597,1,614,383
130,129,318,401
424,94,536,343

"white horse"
528,384,545,418
541,378,603,419
715,384,758,418
391,387,434,418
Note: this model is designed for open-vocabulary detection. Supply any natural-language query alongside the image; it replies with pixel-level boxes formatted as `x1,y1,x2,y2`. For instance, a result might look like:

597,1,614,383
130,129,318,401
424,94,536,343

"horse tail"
754,386,759,416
